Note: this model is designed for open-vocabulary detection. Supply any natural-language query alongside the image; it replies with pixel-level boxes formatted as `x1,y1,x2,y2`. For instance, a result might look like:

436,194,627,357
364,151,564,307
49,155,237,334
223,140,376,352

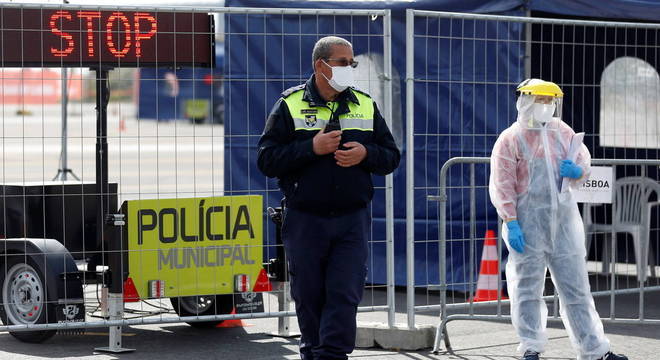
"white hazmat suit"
489,82,611,360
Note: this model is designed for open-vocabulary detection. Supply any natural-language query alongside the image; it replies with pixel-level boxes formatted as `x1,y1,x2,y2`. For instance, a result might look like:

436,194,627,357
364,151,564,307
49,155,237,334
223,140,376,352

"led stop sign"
0,7,214,67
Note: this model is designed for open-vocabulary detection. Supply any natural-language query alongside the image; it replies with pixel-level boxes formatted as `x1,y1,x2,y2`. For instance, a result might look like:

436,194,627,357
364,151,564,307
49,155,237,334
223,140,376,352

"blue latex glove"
560,159,583,179
506,220,525,253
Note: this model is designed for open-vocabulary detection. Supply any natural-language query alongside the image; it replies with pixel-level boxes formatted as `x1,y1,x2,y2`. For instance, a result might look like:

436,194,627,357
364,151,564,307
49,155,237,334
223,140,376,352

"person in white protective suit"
489,79,628,360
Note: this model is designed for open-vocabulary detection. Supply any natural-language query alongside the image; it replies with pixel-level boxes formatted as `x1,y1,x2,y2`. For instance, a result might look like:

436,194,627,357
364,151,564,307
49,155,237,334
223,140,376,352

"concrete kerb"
356,322,435,350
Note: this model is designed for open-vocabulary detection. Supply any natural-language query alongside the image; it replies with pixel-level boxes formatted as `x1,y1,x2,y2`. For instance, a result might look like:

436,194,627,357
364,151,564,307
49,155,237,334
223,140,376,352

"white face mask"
532,103,555,123
321,60,354,92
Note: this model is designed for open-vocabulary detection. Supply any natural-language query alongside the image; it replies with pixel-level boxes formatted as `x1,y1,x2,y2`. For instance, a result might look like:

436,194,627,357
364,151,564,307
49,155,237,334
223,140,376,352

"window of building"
600,56,660,148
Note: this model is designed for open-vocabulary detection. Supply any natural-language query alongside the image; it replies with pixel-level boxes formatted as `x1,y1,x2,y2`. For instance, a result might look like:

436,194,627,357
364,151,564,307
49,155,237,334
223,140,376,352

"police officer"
257,36,400,360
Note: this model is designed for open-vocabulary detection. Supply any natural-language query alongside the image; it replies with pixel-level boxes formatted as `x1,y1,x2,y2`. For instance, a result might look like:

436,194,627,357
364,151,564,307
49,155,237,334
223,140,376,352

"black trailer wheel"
0,257,57,343
170,294,234,328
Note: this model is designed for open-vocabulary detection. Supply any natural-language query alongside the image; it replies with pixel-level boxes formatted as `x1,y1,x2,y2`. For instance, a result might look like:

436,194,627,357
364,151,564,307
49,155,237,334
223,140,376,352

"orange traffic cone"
216,308,250,328
471,230,507,302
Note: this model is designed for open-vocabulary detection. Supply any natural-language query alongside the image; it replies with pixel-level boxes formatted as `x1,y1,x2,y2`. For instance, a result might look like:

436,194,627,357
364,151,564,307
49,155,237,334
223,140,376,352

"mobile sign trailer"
0,4,273,351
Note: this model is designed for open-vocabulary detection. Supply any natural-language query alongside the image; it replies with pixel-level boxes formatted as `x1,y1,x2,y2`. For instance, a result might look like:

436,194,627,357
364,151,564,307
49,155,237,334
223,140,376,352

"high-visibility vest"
282,88,375,132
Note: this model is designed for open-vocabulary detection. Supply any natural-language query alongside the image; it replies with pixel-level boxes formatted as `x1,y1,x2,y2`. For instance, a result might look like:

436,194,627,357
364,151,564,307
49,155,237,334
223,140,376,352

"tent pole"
525,8,532,78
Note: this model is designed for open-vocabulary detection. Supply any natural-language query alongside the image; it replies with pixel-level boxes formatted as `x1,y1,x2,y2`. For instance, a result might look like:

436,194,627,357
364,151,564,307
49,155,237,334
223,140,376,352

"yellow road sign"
123,195,263,298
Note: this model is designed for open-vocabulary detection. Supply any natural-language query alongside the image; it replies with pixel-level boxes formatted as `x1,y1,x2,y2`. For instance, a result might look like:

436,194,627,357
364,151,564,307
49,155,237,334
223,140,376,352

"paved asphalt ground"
0,283,657,360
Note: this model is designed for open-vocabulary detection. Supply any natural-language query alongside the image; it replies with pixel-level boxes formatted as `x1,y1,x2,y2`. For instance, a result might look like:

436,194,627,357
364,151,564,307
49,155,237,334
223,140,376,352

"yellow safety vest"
282,89,375,132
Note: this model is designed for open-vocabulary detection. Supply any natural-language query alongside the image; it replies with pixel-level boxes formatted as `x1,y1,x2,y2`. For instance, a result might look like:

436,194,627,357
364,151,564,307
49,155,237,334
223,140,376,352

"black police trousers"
282,207,369,360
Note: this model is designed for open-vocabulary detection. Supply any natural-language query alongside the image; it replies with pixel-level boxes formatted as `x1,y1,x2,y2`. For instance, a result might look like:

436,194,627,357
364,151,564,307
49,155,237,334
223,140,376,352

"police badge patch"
304,114,317,127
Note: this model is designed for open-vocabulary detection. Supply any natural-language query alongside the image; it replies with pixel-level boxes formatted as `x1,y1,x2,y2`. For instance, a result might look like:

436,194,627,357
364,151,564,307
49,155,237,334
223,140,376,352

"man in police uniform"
257,36,400,360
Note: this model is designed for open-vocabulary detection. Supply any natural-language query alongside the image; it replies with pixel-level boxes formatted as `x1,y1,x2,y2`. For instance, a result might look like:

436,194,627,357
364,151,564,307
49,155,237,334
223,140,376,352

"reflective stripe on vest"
283,89,374,131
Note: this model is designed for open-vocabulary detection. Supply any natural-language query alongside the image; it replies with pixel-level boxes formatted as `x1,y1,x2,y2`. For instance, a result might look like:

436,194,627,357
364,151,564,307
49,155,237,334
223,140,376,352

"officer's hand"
313,129,341,155
335,141,367,167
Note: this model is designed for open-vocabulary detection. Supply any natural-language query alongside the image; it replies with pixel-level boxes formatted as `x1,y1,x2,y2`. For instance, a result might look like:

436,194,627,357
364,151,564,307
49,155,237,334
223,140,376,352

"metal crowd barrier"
430,157,660,353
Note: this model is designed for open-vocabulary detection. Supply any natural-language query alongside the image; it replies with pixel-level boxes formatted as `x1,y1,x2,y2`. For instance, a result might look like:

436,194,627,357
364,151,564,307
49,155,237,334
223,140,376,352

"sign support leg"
268,281,299,338
95,293,134,353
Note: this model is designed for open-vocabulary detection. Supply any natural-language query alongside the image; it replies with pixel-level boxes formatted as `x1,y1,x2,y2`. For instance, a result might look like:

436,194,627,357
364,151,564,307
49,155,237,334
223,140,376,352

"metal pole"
267,281,298,338
610,168,617,320
415,285,660,312
266,207,298,338
524,8,531,79
496,218,503,316
94,293,134,353
93,68,125,295
405,8,416,330
3,3,389,17
95,68,111,292
0,304,391,333
60,68,68,180
53,67,79,181
92,68,132,353
278,282,294,336
468,164,475,315
431,151,456,352
53,0,79,182
382,9,396,329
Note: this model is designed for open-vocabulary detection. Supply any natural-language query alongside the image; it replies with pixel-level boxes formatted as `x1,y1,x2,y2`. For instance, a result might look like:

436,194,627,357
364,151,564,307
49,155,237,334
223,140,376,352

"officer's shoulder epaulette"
281,84,305,98
350,87,373,99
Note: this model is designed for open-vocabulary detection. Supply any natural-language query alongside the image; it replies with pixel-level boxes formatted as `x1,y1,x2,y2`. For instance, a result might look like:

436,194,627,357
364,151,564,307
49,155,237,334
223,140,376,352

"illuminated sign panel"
0,8,214,67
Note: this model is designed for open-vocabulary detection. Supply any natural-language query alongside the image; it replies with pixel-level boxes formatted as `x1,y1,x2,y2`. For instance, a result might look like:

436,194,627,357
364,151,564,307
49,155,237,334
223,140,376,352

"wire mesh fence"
0,3,395,349
4,1,660,353
404,9,660,351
